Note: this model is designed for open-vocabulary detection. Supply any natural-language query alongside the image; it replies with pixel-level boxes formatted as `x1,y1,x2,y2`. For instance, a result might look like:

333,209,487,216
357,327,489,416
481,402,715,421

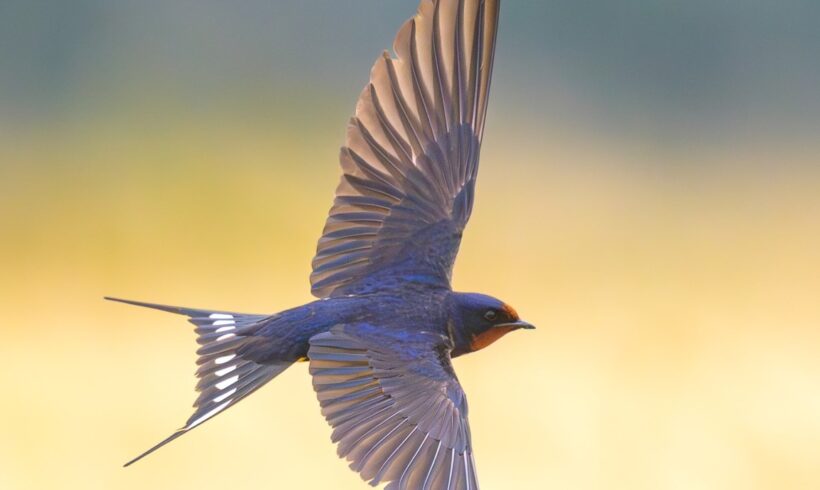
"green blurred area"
1,2,819,490
2,0,820,136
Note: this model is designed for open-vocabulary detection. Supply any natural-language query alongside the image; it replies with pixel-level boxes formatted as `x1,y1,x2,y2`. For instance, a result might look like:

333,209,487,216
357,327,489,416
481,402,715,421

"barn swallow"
111,0,533,488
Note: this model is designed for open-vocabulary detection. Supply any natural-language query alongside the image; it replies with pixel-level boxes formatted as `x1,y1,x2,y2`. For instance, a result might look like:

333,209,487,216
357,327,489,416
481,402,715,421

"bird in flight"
111,0,533,488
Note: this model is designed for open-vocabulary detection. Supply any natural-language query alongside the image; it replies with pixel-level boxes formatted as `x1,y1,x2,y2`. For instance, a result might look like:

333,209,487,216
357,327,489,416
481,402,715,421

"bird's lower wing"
308,324,478,490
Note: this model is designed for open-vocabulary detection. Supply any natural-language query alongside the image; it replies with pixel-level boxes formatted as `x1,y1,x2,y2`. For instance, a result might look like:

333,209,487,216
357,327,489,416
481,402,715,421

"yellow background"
1,1,819,489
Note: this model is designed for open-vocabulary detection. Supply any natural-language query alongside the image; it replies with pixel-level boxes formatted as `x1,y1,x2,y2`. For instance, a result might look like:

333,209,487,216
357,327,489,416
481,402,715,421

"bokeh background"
2,1,819,489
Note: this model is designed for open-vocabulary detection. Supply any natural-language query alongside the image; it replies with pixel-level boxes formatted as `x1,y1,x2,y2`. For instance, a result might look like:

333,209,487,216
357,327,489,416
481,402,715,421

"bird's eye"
484,310,498,321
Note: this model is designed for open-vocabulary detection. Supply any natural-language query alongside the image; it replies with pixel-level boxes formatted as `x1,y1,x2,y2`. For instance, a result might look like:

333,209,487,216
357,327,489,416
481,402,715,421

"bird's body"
251,289,453,364
113,1,534,488
115,288,514,371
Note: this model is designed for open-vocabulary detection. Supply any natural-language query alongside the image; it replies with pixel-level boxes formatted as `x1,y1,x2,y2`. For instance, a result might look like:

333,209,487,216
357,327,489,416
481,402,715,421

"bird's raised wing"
311,0,500,298
308,324,477,489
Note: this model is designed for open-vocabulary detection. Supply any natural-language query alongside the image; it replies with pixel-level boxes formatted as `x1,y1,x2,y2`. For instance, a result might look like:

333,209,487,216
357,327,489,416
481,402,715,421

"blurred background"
1,1,819,489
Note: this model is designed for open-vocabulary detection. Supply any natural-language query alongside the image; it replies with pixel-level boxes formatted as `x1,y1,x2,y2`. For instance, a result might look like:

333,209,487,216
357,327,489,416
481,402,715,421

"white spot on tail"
213,320,235,326
188,400,231,428
213,388,237,404
215,326,235,333
209,313,234,320
215,375,239,390
464,452,471,490
215,354,235,365
215,365,236,377
216,333,236,342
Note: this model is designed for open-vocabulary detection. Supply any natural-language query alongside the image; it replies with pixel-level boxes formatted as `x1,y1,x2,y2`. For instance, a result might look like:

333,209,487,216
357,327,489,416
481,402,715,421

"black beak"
496,319,535,330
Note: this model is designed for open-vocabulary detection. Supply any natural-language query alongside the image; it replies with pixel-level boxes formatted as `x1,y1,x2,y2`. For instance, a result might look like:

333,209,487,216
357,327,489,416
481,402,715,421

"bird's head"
450,292,534,353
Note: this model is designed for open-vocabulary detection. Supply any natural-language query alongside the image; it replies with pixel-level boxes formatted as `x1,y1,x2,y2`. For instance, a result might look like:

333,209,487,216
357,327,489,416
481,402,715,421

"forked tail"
106,297,290,466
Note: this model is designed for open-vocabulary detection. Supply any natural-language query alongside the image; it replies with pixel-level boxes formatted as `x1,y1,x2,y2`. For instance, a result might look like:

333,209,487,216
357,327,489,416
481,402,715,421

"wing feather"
308,324,478,489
